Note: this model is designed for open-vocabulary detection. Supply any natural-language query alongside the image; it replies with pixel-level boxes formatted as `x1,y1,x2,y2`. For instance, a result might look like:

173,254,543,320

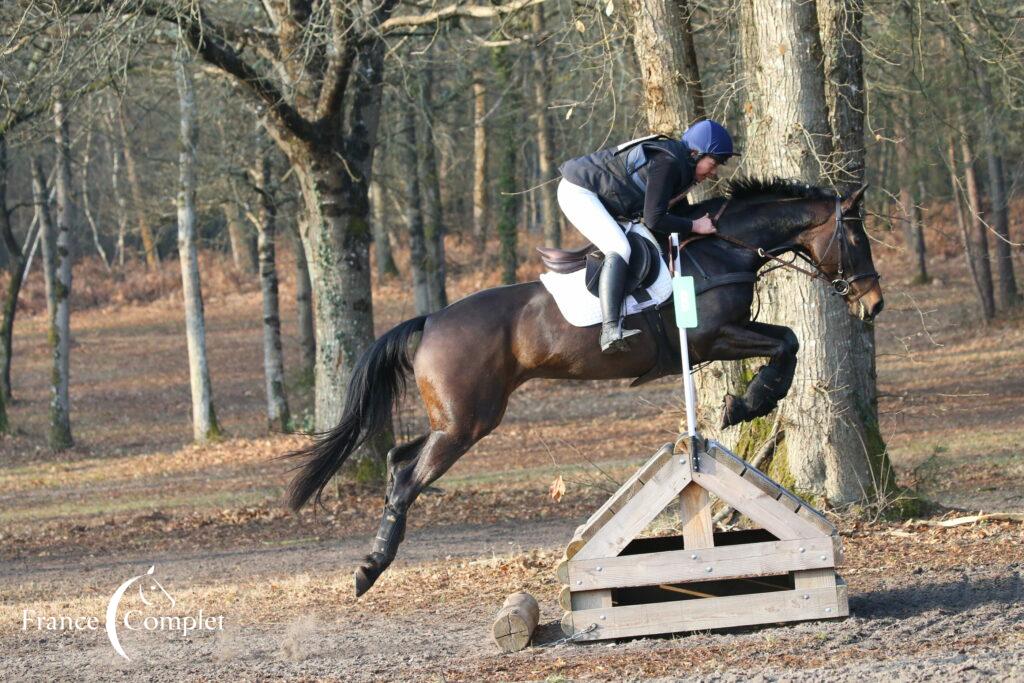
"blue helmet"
682,120,739,161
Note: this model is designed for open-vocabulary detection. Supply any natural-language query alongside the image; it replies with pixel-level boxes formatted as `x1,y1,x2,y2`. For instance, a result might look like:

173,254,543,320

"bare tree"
401,93,431,315
370,179,398,279
251,136,290,432
472,74,489,250
33,147,73,450
223,200,258,275
174,46,220,444
117,104,160,270
957,129,996,321
531,5,560,249
418,66,448,310
715,0,892,505
290,220,316,382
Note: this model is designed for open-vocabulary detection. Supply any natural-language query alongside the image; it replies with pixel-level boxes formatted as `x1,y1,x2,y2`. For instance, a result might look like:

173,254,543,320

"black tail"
283,316,427,512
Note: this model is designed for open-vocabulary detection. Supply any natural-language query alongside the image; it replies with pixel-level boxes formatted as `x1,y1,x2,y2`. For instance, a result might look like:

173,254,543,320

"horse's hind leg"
354,391,510,597
705,322,799,428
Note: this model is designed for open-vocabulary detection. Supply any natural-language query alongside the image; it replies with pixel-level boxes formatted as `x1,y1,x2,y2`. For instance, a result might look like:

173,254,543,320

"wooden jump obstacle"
555,435,847,641
553,232,846,641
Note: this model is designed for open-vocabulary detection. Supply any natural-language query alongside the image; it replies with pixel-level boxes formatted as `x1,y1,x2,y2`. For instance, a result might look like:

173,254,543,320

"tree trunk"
977,77,1018,309
494,47,519,284
532,5,561,249
401,97,431,316
703,0,889,506
224,201,258,275
175,49,221,444
254,139,290,432
896,114,928,284
34,148,73,450
0,135,26,403
677,0,706,120
985,151,1018,309
419,67,448,311
103,110,129,267
958,133,996,321
472,75,489,250
118,104,160,270
370,180,398,280
80,127,112,270
628,0,702,136
290,219,316,381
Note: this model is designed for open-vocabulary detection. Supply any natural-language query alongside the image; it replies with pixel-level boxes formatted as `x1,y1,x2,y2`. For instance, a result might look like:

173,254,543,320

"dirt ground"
1,228,1023,681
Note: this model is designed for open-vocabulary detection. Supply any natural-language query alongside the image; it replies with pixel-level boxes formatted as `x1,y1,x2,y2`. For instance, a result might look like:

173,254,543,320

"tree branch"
69,1,314,140
315,0,358,122
377,0,545,34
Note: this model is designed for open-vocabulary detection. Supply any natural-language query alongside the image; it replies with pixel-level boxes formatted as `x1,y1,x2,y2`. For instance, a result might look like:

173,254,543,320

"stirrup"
600,320,641,354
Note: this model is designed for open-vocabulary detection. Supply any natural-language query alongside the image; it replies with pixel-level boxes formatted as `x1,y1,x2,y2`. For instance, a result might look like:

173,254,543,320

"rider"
557,120,739,353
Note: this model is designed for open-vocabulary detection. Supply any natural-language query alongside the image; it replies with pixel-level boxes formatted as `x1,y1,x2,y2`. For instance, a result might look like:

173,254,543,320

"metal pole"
670,234,698,437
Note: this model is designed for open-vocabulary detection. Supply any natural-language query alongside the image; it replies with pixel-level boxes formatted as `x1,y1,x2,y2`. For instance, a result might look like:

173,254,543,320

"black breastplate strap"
683,247,757,296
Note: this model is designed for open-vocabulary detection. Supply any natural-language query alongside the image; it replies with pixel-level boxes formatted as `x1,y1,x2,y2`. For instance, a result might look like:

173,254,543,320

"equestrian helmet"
682,120,740,163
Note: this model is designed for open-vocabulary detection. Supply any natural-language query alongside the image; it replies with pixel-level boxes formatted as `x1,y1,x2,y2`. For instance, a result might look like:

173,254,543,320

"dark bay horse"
284,178,885,596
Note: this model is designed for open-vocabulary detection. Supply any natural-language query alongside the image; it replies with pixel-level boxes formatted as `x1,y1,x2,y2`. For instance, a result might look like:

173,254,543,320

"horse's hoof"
354,557,386,598
720,394,749,429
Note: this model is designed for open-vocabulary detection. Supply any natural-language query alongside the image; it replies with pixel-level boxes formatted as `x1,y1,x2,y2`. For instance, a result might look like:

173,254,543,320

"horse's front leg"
703,322,799,428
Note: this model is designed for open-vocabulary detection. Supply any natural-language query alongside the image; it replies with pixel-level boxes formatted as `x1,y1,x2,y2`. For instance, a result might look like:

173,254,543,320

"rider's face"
694,156,720,183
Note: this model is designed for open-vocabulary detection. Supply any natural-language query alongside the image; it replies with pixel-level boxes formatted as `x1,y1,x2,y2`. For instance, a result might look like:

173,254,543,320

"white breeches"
557,178,631,260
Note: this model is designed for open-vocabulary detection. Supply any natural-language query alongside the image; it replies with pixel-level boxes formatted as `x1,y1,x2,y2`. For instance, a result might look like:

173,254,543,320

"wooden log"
491,592,540,653
561,611,574,636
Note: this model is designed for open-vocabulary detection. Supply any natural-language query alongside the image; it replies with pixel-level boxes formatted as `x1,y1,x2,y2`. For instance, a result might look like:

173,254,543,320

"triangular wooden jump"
557,435,848,641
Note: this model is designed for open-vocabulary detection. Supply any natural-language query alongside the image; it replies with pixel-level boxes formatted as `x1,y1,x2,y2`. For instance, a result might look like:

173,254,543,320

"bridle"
706,196,881,302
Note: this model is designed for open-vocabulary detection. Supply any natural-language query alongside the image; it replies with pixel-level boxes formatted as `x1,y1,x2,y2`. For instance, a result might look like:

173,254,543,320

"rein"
706,196,880,301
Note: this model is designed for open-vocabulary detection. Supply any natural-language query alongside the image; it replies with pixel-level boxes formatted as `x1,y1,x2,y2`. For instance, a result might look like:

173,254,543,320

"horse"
283,177,885,597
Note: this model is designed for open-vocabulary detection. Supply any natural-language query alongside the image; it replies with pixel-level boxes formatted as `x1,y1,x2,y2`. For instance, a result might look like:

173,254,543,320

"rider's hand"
691,214,717,235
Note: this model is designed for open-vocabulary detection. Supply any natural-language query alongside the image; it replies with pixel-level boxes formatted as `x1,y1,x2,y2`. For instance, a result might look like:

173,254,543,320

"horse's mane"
724,177,837,203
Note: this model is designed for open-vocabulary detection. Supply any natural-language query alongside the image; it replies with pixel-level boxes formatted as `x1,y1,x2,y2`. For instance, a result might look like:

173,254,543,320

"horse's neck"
718,199,816,256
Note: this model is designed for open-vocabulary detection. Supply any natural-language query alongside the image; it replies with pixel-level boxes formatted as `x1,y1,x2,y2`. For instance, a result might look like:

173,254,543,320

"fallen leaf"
549,475,566,502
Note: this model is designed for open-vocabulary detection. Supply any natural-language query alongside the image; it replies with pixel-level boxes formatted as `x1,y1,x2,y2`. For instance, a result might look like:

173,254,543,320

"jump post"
554,232,848,641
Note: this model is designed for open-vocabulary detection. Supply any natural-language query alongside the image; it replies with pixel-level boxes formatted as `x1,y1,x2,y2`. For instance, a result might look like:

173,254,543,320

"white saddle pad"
539,223,672,328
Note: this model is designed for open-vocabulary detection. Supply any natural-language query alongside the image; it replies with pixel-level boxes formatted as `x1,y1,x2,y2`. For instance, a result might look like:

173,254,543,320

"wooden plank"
692,454,826,541
567,537,836,591
709,443,747,476
569,586,844,640
797,504,837,535
570,589,612,611
831,534,845,566
793,567,836,589
680,482,715,550
741,467,784,499
573,442,675,545
835,575,849,616
574,450,693,561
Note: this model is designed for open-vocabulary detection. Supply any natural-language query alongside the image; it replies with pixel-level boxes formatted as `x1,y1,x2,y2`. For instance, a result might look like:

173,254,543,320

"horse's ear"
841,184,868,213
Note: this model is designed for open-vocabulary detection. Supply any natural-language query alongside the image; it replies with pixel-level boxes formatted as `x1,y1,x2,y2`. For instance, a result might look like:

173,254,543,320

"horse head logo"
105,565,175,661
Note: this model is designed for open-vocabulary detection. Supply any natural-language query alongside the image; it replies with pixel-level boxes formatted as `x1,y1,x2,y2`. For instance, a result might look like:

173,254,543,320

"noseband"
813,197,880,302
710,196,880,302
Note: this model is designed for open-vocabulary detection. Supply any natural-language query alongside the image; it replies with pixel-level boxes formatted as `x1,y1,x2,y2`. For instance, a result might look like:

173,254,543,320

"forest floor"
1,228,1022,681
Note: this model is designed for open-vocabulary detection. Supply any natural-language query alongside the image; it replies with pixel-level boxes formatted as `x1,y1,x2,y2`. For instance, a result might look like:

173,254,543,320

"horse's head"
799,185,884,321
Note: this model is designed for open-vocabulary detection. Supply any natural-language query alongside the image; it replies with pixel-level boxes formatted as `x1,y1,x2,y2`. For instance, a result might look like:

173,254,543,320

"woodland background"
0,1,1022,679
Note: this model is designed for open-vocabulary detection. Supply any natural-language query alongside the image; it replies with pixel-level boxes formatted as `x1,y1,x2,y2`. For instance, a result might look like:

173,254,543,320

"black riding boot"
599,253,641,353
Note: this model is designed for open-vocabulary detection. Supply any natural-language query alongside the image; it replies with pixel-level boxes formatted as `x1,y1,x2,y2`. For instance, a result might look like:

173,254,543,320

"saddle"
537,230,663,302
